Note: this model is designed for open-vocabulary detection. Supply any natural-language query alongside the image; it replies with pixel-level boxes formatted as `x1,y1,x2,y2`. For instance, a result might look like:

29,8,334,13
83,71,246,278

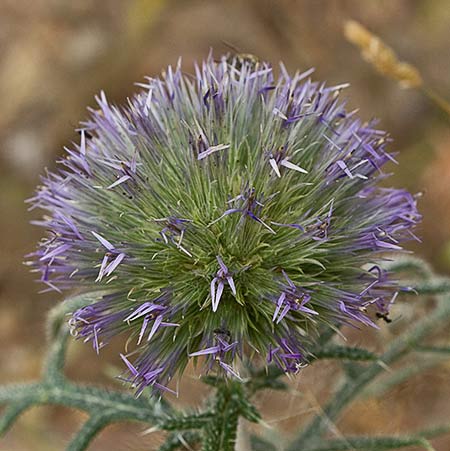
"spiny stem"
202,382,252,451
287,297,450,450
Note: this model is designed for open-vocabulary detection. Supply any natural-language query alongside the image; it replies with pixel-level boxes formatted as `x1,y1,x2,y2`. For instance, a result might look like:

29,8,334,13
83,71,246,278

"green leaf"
287,296,450,450
0,400,34,434
298,422,450,451
247,364,288,393
342,362,365,380
43,322,70,383
0,298,164,451
310,345,378,361
159,412,213,431
236,398,261,423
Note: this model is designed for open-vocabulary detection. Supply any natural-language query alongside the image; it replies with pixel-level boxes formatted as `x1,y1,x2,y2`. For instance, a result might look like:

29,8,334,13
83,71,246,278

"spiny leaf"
67,414,113,451
247,364,288,392
236,398,261,423
288,296,450,450
43,322,70,383
311,345,378,361
158,412,213,431
0,400,35,434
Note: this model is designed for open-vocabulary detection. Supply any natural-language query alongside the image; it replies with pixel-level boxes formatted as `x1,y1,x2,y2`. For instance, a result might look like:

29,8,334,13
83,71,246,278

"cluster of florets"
28,54,420,395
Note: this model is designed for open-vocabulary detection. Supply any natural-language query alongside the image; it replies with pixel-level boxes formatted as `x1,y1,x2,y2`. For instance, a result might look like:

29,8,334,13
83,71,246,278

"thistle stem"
202,383,241,451
288,296,450,450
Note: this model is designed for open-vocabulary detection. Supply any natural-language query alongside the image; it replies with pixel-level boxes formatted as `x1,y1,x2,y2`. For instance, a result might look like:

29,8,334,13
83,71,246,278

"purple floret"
27,53,421,394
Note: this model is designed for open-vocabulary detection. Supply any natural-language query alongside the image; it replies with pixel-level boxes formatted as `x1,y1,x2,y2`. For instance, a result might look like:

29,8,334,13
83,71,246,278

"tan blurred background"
1,1,450,450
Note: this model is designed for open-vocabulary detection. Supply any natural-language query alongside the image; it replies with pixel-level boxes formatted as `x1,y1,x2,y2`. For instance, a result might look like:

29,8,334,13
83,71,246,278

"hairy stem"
202,383,241,451
288,297,450,450
67,415,113,451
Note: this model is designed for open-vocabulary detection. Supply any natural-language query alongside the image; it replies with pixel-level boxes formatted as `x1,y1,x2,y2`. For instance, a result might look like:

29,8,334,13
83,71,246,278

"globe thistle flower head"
28,54,420,395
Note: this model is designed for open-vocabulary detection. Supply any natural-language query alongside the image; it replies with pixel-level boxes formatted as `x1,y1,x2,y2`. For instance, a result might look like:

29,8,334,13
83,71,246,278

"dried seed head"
344,20,423,89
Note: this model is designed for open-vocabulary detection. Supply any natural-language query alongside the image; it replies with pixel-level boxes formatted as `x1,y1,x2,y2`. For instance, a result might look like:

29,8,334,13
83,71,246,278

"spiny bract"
29,54,420,395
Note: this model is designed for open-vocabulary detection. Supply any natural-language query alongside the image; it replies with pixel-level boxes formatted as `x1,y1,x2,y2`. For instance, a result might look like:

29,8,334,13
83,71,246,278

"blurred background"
1,0,450,449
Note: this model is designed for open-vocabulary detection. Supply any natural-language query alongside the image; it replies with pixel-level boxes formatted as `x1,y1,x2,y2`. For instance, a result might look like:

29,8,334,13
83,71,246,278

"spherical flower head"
28,54,420,395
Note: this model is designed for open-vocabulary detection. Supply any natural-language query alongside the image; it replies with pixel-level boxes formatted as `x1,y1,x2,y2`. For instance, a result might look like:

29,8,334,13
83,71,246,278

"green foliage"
0,293,164,450
1,257,450,450
287,257,450,451
310,345,378,362
300,423,450,451
0,293,267,450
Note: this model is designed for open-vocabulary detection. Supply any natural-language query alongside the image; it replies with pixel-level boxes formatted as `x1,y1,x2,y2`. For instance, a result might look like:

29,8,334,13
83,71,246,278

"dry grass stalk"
344,20,423,89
